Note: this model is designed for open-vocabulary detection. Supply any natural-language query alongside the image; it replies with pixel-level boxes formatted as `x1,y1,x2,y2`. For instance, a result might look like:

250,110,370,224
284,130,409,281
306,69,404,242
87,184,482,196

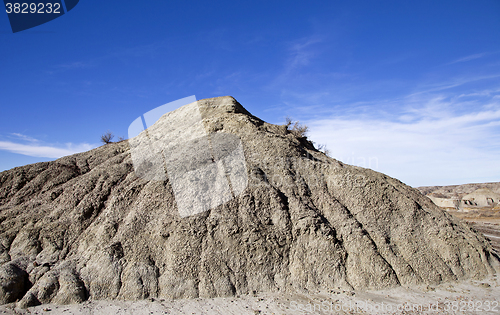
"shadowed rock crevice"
0,96,499,308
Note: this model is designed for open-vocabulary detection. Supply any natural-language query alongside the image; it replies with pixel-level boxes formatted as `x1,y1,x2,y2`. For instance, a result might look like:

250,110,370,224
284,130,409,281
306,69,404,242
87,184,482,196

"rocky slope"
1,96,499,308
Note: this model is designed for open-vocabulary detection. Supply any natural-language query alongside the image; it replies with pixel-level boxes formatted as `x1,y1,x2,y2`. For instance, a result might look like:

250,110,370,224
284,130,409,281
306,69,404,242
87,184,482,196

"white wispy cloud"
408,74,500,96
46,61,95,75
9,133,39,143
447,52,489,64
56,61,91,70
306,92,500,187
0,135,97,158
264,31,500,187
284,36,323,74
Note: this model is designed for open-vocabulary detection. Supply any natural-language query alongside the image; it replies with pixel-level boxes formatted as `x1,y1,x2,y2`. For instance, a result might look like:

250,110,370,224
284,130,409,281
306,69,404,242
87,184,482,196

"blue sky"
1,0,499,187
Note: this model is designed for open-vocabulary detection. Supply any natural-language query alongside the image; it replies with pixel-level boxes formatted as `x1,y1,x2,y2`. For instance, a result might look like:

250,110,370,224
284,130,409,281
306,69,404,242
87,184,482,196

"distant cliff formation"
418,183,500,211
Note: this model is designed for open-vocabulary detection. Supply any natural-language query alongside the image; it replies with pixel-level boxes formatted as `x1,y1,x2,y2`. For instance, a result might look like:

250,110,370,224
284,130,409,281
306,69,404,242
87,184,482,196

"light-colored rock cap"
462,188,500,207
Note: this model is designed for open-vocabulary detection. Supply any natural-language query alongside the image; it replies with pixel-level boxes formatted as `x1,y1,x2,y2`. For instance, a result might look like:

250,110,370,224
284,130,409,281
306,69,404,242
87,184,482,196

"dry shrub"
101,131,114,144
284,116,309,138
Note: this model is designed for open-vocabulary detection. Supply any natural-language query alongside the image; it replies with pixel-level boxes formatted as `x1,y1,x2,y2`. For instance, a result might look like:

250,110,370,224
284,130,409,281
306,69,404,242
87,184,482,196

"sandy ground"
0,275,498,315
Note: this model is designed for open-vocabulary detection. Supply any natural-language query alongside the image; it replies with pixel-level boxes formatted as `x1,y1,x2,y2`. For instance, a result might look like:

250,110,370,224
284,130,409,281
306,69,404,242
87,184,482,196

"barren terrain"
0,97,498,314
0,275,499,314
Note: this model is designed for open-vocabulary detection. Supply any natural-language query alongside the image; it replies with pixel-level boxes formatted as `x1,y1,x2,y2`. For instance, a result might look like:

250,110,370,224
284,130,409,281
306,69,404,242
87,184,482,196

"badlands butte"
0,96,499,309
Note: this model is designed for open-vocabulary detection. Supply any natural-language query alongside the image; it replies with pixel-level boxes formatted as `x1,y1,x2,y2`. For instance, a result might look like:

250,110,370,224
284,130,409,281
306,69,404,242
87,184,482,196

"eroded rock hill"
1,96,499,308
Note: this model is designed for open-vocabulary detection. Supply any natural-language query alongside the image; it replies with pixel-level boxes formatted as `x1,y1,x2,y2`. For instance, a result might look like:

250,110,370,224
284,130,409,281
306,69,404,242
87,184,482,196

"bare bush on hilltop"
316,143,331,157
284,116,308,138
101,131,114,144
